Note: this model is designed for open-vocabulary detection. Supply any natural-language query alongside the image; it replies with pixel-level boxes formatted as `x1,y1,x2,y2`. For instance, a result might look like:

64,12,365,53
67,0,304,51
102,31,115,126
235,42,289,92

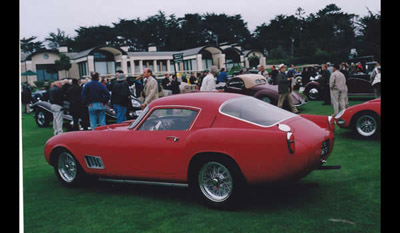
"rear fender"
300,114,335,132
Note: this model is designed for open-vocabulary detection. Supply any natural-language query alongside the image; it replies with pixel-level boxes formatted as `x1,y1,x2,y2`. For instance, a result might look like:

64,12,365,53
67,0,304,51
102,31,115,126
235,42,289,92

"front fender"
304,81,320,91
33,101,52,112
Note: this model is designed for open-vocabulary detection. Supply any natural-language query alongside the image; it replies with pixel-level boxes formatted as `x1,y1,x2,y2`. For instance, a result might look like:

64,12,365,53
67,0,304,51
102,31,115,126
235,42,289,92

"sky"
20,0,381,41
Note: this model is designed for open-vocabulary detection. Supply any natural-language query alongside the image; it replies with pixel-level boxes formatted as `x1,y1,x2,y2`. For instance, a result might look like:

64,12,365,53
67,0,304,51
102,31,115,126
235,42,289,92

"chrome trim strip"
98,178,189,188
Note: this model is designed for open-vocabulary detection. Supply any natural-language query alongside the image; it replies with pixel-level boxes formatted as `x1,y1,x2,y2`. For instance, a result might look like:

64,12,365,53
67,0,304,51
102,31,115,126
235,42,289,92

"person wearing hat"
111,73,130,123
277,64,299,113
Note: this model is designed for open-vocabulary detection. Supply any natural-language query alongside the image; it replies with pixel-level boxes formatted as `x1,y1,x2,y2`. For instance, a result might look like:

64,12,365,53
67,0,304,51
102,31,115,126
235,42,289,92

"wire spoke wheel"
356,114,377,137
57,152,77,183
198,162,233,203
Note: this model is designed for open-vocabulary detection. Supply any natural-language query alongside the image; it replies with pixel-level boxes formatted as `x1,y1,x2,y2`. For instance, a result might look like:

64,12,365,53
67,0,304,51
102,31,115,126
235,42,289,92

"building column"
218,54,226,69
129,58,135,75
196,54,203,71
87,55,95,73
121,55,128,74
260,56,266,67
167,60,171,73
139,60,143,74
213,54,225,69
153,60,158,73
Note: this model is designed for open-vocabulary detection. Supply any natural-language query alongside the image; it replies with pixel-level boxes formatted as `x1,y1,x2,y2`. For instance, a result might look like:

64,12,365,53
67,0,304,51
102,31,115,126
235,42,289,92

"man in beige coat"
141,68,159,110
329,64,348,115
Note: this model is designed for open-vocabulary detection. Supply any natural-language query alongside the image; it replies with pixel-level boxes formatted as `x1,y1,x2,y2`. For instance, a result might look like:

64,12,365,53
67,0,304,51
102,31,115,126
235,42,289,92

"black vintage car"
32,90,142,129
303,62,377,100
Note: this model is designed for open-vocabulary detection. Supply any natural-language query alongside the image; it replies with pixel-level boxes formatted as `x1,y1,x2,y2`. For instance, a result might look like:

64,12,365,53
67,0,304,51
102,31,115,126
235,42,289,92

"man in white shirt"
200,65,218,91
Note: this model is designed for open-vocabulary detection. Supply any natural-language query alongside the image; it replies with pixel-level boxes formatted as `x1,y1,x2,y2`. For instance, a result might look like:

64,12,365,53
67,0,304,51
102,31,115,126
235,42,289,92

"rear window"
219,96,297,127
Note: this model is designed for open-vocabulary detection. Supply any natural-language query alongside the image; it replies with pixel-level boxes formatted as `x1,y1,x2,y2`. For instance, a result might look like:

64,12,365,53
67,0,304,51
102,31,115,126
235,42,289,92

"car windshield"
219,96,297,127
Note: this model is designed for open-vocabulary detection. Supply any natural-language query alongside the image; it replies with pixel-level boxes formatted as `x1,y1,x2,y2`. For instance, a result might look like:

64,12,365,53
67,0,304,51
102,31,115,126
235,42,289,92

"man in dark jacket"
49,81,64,135
319,64,331,105
270,65,279,85
81,72,110,130
111,73,130,123
277,64,298,113
170,74,181,94
22,83,32,113
66,79,89,130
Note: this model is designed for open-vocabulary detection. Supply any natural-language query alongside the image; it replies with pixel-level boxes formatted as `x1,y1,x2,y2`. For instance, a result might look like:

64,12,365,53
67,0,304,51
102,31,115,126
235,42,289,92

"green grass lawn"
21,98,380,233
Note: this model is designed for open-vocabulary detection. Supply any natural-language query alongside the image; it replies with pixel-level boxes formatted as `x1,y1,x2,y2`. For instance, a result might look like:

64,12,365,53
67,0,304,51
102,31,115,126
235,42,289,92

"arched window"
93,50,114,61
93,50,115,75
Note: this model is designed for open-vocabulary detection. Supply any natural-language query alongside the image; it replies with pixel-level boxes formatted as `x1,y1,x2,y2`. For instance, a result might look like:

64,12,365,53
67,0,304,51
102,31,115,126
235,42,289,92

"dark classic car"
304,62,377,100
32,90,142,129
224,74,306,109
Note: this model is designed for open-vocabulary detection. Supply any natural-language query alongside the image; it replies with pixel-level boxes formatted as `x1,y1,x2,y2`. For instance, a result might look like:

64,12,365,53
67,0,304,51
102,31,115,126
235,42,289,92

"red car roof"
149,92,243,111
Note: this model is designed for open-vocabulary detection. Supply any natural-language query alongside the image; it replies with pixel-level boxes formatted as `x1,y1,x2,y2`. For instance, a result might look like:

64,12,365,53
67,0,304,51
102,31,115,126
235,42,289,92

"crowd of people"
22,60,381,135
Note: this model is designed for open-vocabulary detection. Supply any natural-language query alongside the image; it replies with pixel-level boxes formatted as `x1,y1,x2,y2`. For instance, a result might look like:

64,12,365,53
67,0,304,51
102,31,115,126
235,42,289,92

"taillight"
328,116,335,132
286,132,295,154
278,124,296,154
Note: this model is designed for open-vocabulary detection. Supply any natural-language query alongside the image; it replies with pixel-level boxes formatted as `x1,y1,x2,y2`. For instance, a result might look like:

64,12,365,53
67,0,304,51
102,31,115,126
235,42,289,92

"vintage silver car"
32,94,142,129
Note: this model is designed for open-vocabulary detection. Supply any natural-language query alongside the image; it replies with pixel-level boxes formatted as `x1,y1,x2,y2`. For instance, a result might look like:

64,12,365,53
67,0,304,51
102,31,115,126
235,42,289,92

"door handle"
166,136,179,142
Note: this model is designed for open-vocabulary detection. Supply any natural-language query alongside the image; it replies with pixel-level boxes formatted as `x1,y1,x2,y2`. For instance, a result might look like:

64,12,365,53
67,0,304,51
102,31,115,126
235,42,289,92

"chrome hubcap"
198,162,233,203
356,115,377,137
37,112,46,125
58,152,77,183
308,88,319,100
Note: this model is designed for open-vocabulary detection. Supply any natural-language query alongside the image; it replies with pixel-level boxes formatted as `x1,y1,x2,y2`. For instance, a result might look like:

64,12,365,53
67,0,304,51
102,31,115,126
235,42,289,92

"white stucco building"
20,43,267,85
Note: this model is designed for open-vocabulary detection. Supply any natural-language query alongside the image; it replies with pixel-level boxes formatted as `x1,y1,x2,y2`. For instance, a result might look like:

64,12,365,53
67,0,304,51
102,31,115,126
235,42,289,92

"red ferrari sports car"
44,92,335,208
335,98,381,138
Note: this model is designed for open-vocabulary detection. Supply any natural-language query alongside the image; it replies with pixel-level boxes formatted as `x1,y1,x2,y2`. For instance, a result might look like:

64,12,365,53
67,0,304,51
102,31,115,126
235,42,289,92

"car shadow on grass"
76,179,323,211
237,181,321,210
336,128,381,142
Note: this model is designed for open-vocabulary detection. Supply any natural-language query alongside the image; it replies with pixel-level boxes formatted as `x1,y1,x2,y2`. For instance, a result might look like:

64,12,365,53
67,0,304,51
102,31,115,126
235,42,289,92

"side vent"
84,155,105,169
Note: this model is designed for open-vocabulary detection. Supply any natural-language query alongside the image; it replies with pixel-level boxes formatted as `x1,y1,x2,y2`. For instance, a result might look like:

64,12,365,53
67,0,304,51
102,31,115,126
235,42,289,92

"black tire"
189,156,246,209
54,150,89,187
35,108,51,127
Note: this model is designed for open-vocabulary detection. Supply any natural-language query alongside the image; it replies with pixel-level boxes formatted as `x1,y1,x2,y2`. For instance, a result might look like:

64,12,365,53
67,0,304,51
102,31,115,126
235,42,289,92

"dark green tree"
55,53,72,77
71,25,116,51
45,28,73,50
356,9,381,59
20,36,44,53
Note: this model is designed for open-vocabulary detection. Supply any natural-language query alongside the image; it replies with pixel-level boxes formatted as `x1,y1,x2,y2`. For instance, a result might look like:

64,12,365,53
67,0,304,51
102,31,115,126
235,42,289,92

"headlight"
335,109,346,119
131,99,141,108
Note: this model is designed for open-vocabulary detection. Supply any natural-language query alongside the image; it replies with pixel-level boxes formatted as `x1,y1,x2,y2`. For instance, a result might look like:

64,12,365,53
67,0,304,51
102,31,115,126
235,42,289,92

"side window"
227,78,245,89
138,108,198,131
